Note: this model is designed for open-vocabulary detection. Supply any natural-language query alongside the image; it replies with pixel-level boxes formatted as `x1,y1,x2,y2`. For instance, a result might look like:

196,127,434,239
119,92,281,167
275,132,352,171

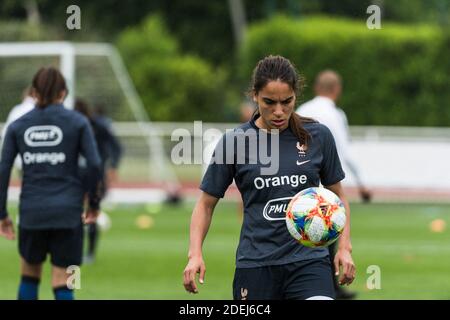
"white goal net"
0,42,180,201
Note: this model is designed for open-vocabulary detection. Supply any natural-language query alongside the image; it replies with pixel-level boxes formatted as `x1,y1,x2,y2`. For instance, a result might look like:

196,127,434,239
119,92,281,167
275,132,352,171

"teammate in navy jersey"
0,67,102,300
183,56,355,300
74,98,122,263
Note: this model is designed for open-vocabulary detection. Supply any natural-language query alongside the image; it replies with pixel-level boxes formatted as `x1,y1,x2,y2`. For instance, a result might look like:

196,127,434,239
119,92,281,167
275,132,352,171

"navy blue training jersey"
78,116,122,196
91,117,122,170
0,104,102,229
78,116,122,175
200,115,345,268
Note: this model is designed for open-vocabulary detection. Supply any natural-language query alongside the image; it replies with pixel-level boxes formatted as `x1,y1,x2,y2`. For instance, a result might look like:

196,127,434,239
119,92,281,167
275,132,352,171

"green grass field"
0,201,449,300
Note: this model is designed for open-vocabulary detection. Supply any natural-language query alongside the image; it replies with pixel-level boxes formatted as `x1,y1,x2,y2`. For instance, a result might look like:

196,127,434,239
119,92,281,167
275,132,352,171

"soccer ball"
286,187,346,247
97,211,112,231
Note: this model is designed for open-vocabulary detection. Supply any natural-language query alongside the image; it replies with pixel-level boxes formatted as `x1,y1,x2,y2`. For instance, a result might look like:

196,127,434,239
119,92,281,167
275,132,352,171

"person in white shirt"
297,70,371,202
297,70,371,300
1,88,36,170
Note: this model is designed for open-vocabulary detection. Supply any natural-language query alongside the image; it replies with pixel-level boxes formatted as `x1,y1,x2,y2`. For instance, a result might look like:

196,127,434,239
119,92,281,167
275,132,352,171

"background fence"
3,122,450,203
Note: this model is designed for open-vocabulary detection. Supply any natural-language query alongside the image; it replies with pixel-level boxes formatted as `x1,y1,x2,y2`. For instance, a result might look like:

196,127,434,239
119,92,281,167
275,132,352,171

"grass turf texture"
0,201,449,299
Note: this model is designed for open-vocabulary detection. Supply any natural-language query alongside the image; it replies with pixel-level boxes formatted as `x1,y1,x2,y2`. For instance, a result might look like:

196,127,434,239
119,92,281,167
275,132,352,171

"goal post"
0,41,181,196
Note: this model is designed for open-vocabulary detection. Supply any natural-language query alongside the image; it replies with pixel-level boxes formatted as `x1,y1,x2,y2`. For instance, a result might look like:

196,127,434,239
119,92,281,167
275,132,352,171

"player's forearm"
82,124,103,210
110,137,122,168
0,131,17,219
0,163,12,219
338,196,352,252
325,183,352,251
188,202,214,259
86,162,102,210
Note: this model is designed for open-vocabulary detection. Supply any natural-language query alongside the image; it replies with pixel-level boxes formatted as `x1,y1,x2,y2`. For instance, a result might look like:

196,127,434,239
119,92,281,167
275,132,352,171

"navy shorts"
19,224,84,268
233,257,335,300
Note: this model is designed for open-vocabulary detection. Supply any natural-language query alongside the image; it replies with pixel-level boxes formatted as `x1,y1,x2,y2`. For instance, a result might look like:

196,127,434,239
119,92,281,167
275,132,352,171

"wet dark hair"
249,55,315,145
31,67,67,108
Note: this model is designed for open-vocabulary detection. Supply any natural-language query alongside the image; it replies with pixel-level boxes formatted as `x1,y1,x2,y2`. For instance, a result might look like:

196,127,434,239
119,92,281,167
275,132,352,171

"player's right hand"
83,208,100,224
0,217,15,240
183,256,206,294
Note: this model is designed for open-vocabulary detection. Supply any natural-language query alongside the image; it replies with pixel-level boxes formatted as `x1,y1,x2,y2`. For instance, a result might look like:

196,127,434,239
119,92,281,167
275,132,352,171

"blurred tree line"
241,15,450,126
1,0,448,64
0,0,448,124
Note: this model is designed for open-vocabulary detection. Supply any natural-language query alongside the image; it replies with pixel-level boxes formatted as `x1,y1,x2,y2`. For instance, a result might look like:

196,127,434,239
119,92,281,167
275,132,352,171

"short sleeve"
199,133,235,198
318,124,345,186
0,124,19,219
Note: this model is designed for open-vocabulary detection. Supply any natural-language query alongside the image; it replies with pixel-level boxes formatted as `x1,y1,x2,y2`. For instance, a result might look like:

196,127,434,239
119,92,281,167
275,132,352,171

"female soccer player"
183,55,355,300
0,67,102,300
74,98,122,264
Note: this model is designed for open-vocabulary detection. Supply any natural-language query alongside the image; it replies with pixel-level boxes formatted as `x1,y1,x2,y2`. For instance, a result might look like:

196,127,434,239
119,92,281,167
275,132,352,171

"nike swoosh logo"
296,160,311,166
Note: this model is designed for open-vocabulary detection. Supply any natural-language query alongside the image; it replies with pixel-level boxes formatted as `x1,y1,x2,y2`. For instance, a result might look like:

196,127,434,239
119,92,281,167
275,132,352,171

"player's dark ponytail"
31,67,67,109
249,55,315,147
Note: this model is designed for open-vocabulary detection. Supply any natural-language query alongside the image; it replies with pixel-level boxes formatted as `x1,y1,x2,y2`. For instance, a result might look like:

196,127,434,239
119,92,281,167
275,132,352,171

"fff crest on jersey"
296,142,307,156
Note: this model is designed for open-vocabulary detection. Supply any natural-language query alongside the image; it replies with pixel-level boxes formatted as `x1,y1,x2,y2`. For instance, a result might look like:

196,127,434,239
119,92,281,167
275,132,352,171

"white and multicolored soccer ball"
286,187,346,248
97,211,112,231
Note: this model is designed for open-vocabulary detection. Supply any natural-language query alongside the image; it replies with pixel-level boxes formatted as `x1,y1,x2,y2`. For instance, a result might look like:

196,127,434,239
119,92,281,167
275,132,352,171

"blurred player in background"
0,67,102,300
184,56,355,300
93,104,112,128
74,99,122,264
297,69,371,299
92,103,122,185
297,70,371,202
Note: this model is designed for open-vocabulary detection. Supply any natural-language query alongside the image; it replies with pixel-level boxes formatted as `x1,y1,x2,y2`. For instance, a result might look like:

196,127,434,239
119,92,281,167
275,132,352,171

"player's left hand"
83,208,99,224
107,169,118,186
359,187,372,203
334,248,355,286
0,217,16,240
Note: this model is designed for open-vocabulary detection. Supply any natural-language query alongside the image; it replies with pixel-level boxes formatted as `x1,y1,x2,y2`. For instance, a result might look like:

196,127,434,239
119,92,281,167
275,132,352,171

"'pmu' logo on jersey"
24,126,63,147
263,197,293,221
